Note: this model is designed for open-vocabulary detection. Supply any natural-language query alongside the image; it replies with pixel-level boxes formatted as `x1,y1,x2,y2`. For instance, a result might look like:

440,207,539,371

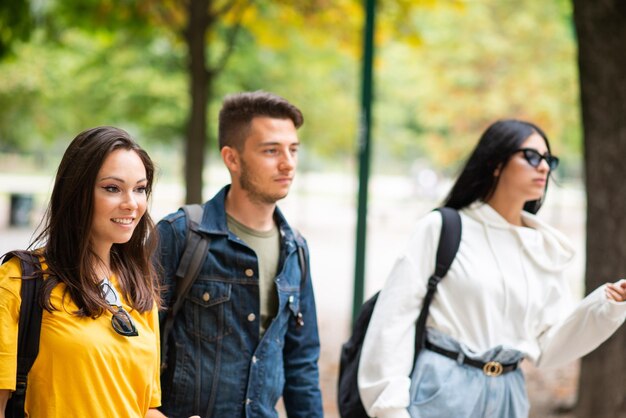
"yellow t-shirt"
0,257,161,417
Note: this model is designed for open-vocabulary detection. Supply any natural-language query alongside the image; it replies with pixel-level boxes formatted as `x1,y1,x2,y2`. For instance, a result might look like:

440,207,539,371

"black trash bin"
10,193,34,227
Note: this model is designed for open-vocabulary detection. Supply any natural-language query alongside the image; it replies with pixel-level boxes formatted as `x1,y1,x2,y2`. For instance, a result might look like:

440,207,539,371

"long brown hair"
31,126,160,316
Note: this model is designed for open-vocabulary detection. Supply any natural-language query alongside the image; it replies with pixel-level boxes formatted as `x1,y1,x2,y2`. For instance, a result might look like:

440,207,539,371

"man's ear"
221,146,240,173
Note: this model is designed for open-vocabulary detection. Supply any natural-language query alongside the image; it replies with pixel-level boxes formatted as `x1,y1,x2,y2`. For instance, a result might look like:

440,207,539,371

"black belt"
424,340,520,377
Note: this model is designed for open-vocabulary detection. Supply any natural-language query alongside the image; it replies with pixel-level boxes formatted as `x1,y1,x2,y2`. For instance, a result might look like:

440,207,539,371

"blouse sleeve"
357,211,442,418
536,281,626,368
0,258,23,391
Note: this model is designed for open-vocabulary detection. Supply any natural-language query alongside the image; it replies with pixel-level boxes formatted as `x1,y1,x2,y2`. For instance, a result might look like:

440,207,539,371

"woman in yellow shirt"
0,126,165,418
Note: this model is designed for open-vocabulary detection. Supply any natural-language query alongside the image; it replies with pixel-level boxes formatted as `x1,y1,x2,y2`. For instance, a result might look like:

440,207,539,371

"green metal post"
353,0,376,324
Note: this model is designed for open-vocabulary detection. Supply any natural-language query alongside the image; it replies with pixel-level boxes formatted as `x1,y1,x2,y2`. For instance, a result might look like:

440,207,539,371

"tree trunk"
184,0,210,204
573,1,626,416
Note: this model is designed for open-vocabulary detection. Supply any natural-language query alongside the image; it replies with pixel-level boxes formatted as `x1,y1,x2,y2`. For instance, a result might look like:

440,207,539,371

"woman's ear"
493,163,502,178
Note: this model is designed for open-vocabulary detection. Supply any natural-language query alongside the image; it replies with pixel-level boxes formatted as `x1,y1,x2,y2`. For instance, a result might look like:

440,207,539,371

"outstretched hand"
605,279,626,302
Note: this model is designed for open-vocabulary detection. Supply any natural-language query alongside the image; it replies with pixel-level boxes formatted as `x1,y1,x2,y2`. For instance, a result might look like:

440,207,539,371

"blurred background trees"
0,0,579,186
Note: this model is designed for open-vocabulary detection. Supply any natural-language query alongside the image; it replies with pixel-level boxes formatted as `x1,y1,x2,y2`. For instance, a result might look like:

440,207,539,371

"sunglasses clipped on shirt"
517,148,559,171
100,279,139,337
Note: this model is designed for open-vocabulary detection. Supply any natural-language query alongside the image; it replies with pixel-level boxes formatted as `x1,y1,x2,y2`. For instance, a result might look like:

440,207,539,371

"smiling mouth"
111,218,134,225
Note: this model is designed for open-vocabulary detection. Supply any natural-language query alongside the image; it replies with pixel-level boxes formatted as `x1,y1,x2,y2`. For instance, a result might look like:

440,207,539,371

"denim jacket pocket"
185,280,233,342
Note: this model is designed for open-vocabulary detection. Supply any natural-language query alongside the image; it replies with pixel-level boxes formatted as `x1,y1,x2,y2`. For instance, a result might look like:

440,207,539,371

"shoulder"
408,210,444,241
157,208,186,226
156,209,188,243
0,256,23,299
394,210,446,262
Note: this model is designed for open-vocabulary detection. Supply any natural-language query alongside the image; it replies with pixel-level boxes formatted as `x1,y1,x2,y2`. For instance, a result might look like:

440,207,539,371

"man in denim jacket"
156,91,323,417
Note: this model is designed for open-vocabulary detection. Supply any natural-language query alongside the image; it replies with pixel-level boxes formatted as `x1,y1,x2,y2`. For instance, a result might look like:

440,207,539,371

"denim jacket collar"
197,185,302,250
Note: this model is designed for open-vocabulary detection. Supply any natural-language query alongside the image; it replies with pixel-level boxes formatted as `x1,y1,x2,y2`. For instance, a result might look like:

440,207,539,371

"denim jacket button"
288,295,294,303
246,398,252,405
247,313,256,322
202,292,210,302
252,355,258,363
245,268,254,277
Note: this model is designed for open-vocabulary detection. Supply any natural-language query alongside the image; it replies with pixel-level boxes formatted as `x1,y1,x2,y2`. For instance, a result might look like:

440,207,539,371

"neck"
485,194,525,226
92,243,112,280
225,186,276,231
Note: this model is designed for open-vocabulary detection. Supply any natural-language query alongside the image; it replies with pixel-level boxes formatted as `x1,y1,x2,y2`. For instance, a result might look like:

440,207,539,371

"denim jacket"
157,186,323,418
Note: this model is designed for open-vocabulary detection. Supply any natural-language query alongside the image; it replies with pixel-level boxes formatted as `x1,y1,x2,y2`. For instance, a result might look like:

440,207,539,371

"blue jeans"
409,329,529,418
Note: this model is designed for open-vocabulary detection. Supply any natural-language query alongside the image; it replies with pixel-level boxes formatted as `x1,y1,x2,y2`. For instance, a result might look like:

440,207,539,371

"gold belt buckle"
483,361,503,377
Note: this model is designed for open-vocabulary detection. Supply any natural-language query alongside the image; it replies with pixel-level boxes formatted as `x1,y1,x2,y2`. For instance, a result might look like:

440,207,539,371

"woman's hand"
605,279,626,302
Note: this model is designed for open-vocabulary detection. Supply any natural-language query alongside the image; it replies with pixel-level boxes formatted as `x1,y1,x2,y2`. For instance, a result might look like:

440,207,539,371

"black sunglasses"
101,280,139,337
517,148,559,171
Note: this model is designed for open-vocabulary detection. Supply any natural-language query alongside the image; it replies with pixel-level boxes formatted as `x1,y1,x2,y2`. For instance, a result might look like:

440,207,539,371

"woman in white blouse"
358,119,626,418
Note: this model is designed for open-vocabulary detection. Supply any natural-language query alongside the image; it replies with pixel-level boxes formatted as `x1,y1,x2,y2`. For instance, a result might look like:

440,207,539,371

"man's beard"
239,160,288,204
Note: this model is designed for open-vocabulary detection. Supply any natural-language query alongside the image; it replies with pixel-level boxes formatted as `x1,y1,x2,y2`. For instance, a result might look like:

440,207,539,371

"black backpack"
1,251,44,418
337,207,462,418
159,204,309,372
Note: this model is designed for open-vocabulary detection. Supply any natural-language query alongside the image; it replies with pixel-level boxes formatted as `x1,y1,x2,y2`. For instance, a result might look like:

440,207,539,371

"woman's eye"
103,185,119,193
135,186,147,194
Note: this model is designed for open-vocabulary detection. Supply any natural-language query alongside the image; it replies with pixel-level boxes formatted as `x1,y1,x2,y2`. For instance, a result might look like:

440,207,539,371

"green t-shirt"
227,214,280,336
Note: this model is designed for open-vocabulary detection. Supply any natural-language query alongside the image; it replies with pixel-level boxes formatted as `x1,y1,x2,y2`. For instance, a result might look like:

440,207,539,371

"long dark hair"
444,119,553,214
31,126,160,316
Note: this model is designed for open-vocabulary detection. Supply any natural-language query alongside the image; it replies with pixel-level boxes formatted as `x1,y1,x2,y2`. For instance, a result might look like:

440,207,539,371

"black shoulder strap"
412,207,462,364
3,251,43,418
292,229,307,328
433,207,462,280
160,204,211,371
172,204,209,315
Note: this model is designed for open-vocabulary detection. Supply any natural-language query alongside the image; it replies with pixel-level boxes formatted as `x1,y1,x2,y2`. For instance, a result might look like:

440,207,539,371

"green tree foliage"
0,0,580,180
373,0,579,176
0,0,34,59
0,29,186,154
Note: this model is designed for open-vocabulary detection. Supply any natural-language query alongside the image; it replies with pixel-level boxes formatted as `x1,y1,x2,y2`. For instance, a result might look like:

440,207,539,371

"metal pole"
353,0,376,324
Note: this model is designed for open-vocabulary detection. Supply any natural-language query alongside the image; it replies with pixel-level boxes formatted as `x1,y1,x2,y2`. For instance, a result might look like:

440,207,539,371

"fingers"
606,280,626,302
606,286,621,302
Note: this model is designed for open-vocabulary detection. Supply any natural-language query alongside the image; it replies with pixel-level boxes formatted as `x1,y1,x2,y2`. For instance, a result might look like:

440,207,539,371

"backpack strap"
292,229,308,329
412,207,462,368
160,204,211,371
3,251,43,418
